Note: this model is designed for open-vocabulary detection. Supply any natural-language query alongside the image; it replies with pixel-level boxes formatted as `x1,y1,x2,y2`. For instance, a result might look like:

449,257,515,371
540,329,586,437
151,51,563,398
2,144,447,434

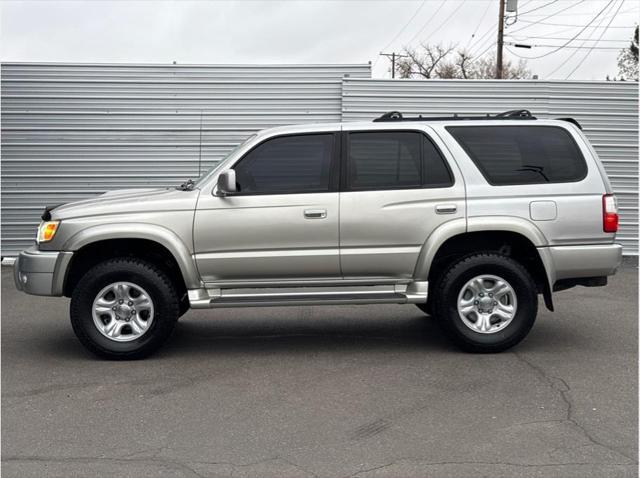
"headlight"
37,220,60,244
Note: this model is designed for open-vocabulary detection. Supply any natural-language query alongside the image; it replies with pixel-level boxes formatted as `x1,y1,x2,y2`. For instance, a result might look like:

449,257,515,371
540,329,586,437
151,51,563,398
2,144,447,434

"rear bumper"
537,243,623,289
13,247,73,296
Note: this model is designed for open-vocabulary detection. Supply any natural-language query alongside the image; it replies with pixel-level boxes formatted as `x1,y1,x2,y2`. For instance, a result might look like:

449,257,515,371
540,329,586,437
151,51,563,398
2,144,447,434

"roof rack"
373,109,536,122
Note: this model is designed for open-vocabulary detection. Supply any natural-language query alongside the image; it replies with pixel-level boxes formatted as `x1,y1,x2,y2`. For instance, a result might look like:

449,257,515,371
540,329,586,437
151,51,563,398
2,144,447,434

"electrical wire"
518,0,559,16
507,35,628,43
515,20,634,28
545,0,617,76
564,0,626,78
507,43,622,50
408,0,447,44
422,0,467,44
467,23,497,56
404,0,447,46
373,0,428,67
507,0,587,34
468,38,498,66
465,1,493,49
505,0,616,59
522,6,636,16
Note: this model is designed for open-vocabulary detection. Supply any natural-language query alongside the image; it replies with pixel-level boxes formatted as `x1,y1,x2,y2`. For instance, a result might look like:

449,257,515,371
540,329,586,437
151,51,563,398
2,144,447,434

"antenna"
197,110,203,177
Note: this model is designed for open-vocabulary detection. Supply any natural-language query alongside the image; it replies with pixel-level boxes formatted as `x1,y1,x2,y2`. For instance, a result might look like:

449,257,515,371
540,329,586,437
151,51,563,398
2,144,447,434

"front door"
194,131,341,283
339,127,466,279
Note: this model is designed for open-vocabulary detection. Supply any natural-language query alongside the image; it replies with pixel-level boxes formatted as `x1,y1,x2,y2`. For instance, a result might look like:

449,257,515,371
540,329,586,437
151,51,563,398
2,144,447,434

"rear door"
339,126,466,279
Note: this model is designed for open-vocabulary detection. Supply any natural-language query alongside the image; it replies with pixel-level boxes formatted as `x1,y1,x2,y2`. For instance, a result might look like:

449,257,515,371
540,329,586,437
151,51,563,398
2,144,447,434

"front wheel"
433,253,538,353
70,258,180,359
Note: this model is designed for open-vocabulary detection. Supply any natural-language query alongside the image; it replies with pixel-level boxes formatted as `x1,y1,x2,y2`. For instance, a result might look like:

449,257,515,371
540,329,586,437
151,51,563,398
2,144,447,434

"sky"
1,0,638,80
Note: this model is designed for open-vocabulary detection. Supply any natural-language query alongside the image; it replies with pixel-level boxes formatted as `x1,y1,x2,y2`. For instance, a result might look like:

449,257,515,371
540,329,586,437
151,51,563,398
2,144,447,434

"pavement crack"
347,458,634,477
513,351,636,463
2,454,204,477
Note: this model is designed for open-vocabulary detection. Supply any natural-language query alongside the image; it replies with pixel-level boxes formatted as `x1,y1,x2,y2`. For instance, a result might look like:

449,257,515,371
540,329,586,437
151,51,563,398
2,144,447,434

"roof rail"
372,109,536,122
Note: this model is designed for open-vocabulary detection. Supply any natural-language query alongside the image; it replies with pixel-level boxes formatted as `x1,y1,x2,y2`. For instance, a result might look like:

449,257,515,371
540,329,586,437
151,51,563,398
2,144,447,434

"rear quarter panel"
429,121,613,246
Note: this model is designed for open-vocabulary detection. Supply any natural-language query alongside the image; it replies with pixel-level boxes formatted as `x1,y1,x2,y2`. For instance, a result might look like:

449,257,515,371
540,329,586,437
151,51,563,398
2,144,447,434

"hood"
50,187,200,220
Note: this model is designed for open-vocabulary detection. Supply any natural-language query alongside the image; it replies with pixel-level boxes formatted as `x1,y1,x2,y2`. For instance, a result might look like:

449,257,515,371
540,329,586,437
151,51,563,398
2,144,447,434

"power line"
422,0,467,44
373,0,428,68
405,0,447,46
507,42,622,50
518,0,559,16
506,0,616,59
545,0,618,76
522,6,636,16
465,1,493,49
507,35,628,43
515,20,634,28
469,39,498,65
564,0,626,78
507,0,587,34
467,24,498,56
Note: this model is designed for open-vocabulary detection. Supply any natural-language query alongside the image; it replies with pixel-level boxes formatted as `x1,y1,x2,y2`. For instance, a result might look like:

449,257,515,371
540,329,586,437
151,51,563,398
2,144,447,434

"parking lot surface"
2,262,638,478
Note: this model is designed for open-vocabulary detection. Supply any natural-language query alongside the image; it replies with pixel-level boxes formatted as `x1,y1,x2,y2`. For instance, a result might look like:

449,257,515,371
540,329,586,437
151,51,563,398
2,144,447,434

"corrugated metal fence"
1,63,370,256
1,65,637,255
342,79,639,254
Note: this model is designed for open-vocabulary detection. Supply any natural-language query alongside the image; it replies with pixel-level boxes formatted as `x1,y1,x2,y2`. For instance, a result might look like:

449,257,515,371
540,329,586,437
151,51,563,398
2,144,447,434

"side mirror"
217,170,237,195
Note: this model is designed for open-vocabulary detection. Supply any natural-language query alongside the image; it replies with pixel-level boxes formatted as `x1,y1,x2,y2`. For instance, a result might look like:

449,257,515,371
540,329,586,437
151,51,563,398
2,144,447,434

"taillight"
603,194,619,233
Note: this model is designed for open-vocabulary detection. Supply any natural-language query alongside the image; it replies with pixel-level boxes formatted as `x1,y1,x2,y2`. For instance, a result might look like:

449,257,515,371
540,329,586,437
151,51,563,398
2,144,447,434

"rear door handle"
435,204,457,214
304,209,327,219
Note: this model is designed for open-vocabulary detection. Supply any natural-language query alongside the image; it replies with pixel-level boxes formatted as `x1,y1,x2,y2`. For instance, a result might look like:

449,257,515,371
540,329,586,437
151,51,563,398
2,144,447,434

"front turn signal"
37,221,60,243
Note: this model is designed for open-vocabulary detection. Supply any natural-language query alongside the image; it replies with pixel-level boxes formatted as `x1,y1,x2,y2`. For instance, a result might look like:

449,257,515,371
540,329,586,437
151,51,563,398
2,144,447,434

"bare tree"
396,43,456,79
617,26,639,81
471,55,530,80
455,51,474,79
395,43,531,80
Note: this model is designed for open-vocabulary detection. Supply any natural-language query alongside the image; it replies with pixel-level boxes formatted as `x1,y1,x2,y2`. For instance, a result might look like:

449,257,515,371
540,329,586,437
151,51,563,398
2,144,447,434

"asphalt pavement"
1,261,638,477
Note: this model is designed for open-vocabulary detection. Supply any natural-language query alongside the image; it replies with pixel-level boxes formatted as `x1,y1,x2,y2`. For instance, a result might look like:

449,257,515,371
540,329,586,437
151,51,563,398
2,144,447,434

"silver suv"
14,110,623,359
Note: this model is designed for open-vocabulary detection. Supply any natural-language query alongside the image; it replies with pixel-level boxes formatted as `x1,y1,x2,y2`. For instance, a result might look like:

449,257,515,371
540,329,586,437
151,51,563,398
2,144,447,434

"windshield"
193,134,257,188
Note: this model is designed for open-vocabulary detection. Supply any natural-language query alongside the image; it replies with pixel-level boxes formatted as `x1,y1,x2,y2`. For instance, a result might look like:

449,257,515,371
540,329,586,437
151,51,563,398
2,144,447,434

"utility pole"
496,0,505,79
379,52,409,79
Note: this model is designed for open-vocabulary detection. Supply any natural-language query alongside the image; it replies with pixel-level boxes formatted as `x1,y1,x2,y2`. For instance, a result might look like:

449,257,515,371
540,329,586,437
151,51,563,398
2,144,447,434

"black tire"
415,302,432,316
178,294,190,318
433,253,538,353
70,257,180,359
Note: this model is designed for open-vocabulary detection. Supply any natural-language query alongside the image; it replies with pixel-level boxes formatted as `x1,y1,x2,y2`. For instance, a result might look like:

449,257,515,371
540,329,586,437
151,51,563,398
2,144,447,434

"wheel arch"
62,224,201,296
415,218,553,311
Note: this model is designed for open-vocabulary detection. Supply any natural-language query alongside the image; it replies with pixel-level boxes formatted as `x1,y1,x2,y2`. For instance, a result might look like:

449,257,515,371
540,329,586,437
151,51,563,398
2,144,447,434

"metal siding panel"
342,79,638,254
1,62,370,256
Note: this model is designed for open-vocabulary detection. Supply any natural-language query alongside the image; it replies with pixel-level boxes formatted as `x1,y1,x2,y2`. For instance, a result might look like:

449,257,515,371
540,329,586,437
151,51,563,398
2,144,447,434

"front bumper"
537,243,623,289
13,247,73,296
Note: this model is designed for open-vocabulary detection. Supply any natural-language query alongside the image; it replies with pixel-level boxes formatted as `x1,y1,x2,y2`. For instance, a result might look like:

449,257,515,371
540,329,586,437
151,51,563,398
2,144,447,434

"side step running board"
188,282,428,309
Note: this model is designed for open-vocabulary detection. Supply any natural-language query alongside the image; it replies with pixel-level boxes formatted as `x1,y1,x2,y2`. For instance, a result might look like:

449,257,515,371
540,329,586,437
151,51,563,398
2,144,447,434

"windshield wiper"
177,179,195,191
516,165,550,182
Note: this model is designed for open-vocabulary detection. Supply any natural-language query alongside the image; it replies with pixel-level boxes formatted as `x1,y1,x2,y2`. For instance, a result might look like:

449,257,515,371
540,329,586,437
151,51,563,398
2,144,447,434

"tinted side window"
446,126,587,185
348,132,421,189
347,132,453,190
234,134,334,194
423,135,453,187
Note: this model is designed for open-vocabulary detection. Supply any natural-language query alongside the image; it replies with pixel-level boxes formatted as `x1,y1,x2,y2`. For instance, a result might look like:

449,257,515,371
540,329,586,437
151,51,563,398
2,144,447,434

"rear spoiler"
555,117,582,130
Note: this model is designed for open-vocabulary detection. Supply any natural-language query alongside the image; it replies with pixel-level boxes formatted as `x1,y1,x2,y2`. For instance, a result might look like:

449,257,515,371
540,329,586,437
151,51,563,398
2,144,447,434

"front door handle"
304,209,327,219
435,204,457,215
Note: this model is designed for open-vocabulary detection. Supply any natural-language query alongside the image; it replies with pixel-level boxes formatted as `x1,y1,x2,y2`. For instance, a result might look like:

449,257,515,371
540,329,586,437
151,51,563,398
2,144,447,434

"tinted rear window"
446,126,587,185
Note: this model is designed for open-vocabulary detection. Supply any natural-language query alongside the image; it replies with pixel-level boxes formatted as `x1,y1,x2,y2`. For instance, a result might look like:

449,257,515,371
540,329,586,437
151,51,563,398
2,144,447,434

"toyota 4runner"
14,109,623,359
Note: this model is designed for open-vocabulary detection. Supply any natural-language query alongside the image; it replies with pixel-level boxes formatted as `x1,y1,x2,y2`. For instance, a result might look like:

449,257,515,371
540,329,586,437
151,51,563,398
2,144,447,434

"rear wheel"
70,258,180,359
433,253,538,353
